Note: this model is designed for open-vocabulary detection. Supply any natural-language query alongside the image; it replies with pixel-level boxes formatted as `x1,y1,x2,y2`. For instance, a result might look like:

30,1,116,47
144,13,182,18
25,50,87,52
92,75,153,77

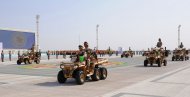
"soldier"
84,41,97,60
179,42,184,48
84,42,91,53
129,47,131,51
38,49,42,59
156,38,162,48
83,42,95,80
56,50,58,59
18,51,21,59
84,42,91,62
31,44,35,53
116,51,118,56
9,51,11,61
47,50,50,60
75,45,85,62
63,51,66,59
1,50,4,62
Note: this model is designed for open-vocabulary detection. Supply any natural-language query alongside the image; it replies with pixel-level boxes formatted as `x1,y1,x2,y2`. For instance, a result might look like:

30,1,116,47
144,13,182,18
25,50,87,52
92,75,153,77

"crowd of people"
1,50,12,62
1,41,152,63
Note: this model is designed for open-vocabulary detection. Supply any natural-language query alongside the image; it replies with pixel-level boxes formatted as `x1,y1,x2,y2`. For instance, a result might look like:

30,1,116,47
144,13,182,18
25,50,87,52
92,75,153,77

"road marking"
151,65,190,82
0,73,53,85
111,92,168,97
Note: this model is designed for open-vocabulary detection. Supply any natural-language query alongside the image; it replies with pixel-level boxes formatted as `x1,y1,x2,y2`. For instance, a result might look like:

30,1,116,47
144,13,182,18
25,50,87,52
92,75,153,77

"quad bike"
57,55,108,85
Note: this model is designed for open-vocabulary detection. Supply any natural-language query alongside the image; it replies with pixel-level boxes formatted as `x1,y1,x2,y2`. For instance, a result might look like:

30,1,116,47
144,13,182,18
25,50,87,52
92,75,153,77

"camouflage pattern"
144,47,168,67
172,48,189,61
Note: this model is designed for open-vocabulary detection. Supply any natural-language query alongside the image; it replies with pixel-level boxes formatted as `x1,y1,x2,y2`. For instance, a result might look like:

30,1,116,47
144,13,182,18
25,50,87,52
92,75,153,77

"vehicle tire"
17,60,21,65
99,67,107,80
163,60,167,66
181,56,184,61
144,60,148,67
165,51,169,57
28,59,32,64
57,70,67,83
91,68,100,81
150,63,153,66
172,57,174,61
24,58,28,64
36,59,40,64
157,59,161,67
75,70,85,85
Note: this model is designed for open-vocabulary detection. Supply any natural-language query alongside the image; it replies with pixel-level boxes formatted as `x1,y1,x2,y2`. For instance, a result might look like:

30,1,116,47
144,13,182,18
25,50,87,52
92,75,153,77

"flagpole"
96,24,99,50
36,15,40,52
178,25,181,48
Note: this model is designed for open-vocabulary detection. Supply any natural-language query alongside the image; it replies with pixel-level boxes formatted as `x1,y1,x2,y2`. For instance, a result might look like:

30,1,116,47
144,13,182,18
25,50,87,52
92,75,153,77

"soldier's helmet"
84,41,89,47
158,38,161,41
78,45,83,48
84,41,88,45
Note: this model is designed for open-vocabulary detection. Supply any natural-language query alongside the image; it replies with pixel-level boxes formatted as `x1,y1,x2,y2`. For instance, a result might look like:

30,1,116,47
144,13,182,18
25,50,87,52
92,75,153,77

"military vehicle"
142,51,150,56
172,48,189,61
121,51,133,58
144,47,168,67
57,56,108,85
17,52,40,65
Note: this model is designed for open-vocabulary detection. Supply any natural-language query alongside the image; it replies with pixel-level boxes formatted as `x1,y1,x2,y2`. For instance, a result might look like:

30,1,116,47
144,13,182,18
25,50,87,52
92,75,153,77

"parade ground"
0,55,190,97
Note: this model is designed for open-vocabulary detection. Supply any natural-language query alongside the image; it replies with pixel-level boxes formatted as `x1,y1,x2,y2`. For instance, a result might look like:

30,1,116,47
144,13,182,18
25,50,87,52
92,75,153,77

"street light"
178,25,181,48
36,15,40,52
79,34,80,45
96,24,99,50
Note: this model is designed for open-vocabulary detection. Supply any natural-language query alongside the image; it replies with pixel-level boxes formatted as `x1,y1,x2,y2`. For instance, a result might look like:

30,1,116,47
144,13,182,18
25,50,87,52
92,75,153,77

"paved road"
0,55,189,97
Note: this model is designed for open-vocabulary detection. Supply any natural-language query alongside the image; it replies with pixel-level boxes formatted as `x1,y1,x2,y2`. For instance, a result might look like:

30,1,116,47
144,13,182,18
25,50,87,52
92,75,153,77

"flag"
0,30,35,49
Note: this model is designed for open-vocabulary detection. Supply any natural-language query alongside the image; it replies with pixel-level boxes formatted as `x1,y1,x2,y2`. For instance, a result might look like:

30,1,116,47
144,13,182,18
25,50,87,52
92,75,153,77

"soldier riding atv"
57,42,108,85
172,42,189,61
17,51,40,65
144,47,168,67
121,47,134,58
172,48,189,61
121,51,133,58
144,38,168,67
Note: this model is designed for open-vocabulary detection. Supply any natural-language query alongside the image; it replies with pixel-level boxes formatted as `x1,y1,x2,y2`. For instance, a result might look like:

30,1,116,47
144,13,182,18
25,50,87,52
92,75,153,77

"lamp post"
36,15,40,52
178,25,181,48
96,24,99,50
79,34,80,45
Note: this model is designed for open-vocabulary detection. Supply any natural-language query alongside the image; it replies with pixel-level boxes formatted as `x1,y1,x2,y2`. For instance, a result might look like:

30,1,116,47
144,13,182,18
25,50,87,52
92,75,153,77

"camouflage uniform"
179,42,184,48
156,38,162,48
83,42,97,71
75,45,85,62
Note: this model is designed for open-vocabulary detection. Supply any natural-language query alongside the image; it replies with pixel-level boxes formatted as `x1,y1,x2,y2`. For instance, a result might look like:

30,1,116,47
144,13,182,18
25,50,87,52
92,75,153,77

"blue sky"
0,0,190,50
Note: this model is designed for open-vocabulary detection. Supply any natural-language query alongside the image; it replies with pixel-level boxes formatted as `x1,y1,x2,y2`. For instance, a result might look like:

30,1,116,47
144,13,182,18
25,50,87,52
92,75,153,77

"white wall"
0,42,2,52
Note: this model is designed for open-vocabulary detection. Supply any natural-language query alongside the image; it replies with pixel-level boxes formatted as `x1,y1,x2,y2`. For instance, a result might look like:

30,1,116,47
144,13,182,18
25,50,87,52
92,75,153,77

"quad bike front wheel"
57,70,67,83
144,60,148,67
75,70,85,85
99,67,107,80
17,60,21,65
